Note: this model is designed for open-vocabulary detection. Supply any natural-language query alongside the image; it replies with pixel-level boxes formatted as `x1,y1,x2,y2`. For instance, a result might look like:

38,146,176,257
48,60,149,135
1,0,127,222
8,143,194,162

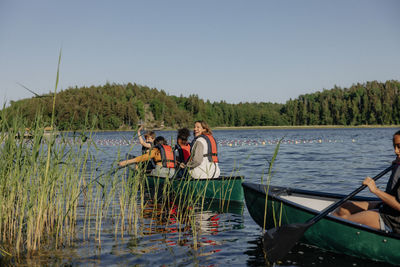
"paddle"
263,165,394,263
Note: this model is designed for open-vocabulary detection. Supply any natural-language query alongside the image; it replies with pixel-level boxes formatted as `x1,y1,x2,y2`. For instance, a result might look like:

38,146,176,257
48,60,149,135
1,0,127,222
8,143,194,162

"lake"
10,128,399,266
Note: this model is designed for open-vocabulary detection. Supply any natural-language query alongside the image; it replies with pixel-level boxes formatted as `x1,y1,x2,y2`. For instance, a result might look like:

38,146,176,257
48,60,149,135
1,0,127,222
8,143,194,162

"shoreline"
213,125,400,130
59,124,400,133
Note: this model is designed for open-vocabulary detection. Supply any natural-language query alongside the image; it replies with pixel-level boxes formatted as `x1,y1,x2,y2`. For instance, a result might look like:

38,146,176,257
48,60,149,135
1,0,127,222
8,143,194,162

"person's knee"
333,211,348,218
333,206,351,217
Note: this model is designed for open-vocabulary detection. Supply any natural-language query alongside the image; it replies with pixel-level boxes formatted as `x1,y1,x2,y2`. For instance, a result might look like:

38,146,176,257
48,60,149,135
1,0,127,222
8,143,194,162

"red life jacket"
155,144,176,168
175,143,191,163
197,134,219,163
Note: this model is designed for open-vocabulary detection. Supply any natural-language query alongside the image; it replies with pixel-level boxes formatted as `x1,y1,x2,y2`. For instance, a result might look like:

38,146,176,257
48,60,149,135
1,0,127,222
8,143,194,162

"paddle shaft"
309,165,393,224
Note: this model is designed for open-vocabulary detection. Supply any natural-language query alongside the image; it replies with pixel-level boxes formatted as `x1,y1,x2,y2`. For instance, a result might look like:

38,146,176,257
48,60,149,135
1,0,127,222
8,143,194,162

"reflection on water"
3,128,399,266
245,237,393,267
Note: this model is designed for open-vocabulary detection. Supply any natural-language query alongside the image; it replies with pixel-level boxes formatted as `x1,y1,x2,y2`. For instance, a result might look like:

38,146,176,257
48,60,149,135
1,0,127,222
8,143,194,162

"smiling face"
193,122,205,137
394,134,400,161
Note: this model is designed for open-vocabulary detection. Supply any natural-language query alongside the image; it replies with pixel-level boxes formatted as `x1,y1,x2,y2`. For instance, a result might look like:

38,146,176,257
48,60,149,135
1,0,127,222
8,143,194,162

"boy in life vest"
138,125,155,155
174,128,191,178
119,136,176,178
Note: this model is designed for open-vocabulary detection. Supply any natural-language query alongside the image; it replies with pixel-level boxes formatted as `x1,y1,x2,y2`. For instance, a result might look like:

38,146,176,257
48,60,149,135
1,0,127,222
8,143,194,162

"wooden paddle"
263,165,394,263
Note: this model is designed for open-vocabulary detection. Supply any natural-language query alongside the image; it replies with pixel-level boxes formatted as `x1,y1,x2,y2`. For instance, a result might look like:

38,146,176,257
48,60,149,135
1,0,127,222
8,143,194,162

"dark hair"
194,120,212,135
177,128,190,142
393,130,400,147
154,136,167,146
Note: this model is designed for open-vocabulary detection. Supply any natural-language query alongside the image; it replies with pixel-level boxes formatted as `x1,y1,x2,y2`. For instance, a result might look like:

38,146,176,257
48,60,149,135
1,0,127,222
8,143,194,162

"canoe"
144,175,244,203
242,182,400,265
124,153,244,202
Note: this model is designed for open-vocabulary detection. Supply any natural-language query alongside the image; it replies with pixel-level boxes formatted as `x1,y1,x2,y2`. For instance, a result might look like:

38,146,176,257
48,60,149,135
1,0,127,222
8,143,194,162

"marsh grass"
0,115,85,255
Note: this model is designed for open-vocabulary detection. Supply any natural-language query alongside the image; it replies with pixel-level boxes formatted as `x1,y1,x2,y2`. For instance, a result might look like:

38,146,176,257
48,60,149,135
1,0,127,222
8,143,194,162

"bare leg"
332,201,380,217
333,201,370,217
342,210,381,229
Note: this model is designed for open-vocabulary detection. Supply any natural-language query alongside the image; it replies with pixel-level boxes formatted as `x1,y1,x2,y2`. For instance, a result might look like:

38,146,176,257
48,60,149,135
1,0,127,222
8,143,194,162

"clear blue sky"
1,0,399,107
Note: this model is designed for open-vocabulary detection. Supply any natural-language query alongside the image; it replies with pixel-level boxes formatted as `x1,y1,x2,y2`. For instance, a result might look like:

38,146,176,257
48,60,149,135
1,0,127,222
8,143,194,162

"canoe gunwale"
147,175,244,181
242,182,400,239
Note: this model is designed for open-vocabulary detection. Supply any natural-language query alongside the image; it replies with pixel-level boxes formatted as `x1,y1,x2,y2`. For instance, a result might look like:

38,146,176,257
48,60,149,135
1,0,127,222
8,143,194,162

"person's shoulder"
195,137,207,146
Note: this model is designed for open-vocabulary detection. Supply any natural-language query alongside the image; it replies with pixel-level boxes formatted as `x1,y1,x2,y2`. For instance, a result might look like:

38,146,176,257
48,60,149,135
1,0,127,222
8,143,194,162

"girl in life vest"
174,128,191,178
180,120,220,179
175,128,191,164
119,136,176,178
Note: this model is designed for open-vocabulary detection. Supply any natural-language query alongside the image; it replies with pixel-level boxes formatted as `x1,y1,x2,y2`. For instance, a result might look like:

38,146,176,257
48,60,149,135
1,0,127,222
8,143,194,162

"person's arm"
186,141,204,168
137,126,152,148
118,150,154,167
363,177,400,212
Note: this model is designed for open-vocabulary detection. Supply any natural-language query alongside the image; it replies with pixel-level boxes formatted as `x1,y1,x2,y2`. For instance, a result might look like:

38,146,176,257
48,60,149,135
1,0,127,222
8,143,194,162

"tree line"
284,80,400,125
3,80,400,130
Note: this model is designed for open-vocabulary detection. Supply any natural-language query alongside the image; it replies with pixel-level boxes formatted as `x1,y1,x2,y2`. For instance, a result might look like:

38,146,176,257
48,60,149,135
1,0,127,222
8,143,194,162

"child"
333,130,400,233
119,136,176,178
175,128,191,165
137,125,155,154
174,128,191,178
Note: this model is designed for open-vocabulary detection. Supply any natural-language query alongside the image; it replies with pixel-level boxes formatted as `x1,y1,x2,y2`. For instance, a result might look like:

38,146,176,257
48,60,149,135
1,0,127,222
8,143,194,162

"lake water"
13,128,399,266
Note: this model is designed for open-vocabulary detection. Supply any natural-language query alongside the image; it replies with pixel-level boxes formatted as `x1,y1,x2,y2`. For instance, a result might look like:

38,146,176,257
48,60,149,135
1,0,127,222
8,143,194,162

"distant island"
3,80,400,131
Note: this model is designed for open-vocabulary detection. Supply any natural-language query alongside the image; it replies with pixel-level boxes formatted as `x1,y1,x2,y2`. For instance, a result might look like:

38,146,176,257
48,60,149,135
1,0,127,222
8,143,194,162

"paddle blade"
263,222,310,263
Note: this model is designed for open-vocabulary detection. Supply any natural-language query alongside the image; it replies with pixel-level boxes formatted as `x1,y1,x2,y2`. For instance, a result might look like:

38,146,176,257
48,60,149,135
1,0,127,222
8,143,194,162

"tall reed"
261,138,283,232
0,51,103,257
0,113,90,255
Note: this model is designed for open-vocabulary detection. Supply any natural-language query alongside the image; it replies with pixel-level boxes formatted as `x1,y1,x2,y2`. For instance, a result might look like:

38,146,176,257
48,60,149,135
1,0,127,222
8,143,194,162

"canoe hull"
243,182,400,265
145,175,244,203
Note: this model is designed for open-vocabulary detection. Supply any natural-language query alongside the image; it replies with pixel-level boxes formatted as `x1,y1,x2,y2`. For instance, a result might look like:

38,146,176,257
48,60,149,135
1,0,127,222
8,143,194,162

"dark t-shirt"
141,142,153,155
379,164,400,233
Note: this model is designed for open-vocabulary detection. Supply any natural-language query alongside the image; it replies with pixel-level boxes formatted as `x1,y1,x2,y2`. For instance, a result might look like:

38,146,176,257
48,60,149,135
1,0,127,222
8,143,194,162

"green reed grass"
261,138,283,232
0,115,88,255
0,51,136,259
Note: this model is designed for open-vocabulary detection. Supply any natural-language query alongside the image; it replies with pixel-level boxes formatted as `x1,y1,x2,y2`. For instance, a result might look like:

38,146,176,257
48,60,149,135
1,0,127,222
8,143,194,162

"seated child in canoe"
175,128,191,164
137,125,155,155
174,128,191,178
119,136,176,178
333,130,400,233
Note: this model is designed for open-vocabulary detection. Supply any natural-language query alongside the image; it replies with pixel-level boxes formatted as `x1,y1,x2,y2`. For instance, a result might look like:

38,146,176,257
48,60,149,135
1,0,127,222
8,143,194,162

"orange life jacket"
155,144,176,169
197,134,219,163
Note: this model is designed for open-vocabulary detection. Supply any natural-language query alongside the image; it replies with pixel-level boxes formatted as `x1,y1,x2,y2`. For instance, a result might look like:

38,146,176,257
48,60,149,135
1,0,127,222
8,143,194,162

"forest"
3,80,400,130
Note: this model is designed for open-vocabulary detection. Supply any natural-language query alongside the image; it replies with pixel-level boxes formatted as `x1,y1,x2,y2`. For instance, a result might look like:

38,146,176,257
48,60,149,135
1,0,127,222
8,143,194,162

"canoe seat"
281,195,335,212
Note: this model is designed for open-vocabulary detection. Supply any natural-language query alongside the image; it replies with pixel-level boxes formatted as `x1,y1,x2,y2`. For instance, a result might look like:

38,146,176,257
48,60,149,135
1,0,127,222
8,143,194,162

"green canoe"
143,175,244,203
242,182,400,265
